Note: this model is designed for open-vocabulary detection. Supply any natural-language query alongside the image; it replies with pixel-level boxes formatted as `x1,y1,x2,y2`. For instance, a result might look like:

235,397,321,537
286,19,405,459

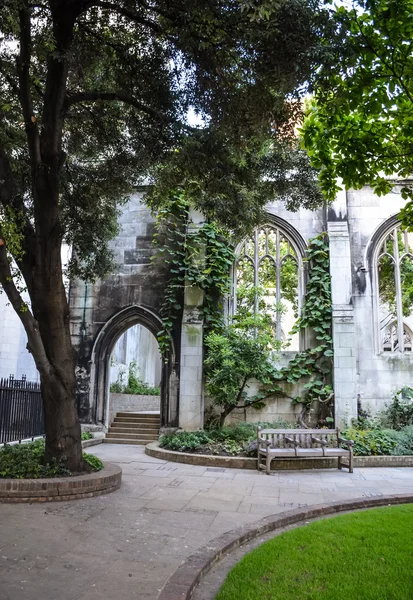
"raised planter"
0,462,122,503
145,442,413,469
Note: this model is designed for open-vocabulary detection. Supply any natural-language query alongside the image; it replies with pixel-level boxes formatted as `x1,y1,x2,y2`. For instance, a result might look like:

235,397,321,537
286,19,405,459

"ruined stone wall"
347,186,413,417
70,191,178,424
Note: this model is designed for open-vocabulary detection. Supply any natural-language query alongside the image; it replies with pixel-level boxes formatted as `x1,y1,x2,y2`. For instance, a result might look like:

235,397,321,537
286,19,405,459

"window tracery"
232,225,303,351
375,225,413,353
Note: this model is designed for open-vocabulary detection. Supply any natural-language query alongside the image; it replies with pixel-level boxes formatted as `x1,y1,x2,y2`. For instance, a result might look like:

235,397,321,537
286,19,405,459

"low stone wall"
0,462,122,503
145,443,413,470
108,393,160,425
81,438,103,449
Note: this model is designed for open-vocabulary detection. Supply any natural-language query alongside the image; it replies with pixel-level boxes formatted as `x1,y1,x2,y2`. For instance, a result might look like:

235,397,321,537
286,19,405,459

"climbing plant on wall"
154,197,333,424
262,234,334,424
153,192,235,356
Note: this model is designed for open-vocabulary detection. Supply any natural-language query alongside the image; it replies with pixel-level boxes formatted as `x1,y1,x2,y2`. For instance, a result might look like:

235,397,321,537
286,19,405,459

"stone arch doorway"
90,305,178,429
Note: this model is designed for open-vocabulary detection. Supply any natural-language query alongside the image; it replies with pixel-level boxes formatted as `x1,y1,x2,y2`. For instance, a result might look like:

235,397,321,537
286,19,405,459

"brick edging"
81,438,103,449
0,462,122,503
145,442,257,469
146,442,413,470
157,494,413,600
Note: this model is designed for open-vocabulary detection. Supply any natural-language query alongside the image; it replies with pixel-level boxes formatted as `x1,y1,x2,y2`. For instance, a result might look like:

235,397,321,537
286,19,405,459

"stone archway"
89,305,178,429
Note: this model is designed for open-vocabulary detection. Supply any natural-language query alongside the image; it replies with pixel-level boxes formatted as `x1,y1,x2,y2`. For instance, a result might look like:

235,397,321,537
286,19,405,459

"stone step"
109,425,159,435
113,416,160,423
112,421,159,429
103,438,151,445
116,412,160,418
106,431,157,439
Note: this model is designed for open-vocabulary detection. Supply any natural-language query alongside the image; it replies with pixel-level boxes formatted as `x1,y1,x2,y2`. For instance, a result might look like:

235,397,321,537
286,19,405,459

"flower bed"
159,423,413,458
0,439,103,479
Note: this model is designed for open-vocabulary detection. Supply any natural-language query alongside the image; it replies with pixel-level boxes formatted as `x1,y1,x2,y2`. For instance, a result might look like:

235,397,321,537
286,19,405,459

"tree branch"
66,91,171,123
76,1,163,33
0,144,36,293
17,3,42,168
0,238,50,377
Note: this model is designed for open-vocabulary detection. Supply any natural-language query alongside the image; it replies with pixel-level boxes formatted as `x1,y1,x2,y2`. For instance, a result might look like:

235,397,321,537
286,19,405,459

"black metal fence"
0,375,44,444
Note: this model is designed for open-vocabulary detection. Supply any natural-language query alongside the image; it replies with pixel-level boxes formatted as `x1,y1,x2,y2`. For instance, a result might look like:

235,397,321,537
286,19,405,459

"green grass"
216,505,413,600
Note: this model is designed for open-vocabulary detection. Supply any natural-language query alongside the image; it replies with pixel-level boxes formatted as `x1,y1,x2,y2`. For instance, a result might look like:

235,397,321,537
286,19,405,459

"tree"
301,0,413,226
204,313,277,426
0,0,328,470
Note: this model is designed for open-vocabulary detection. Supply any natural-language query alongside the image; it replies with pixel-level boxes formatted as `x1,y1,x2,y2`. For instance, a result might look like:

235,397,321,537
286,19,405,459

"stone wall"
348,186,413,416
108,393,160,426
69,191,179,426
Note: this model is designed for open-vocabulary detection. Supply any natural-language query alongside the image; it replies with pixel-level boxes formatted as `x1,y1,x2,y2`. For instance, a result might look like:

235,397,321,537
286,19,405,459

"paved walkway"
2,444,413,600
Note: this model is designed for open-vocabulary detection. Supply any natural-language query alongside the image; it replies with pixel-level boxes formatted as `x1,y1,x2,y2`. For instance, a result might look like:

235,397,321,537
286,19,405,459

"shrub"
343,428,396,456
83,452,104,471
0,440,103,478
159,431,213,452
160,421,297,454
81,431,93,440
383,387,413,430
110,361,160,395
383,426,413,456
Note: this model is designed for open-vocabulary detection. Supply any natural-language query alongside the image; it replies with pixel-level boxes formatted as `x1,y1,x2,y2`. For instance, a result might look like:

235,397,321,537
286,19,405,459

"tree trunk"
41,366,85,470
219,376,249,427
30,231,88,472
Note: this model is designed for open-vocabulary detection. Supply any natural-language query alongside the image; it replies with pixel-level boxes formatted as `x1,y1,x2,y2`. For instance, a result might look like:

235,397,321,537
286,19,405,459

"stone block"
180,366,200,383
336,333,356,348
334,368,355,383
333,323,355,333
334,347,354,357
180,345,202,356
337,356,357,369
180,380,202,398
182,355,202,367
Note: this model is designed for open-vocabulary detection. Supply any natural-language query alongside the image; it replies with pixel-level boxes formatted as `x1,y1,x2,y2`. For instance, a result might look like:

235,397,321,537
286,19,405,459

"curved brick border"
158,494,413,600
0,462,122,503
146,442,413,470
146,442,257,469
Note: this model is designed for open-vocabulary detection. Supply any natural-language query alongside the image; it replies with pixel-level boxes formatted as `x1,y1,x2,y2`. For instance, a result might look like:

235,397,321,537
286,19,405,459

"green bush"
159,430,213,451
343,428,396,456
81,431,93,440
83,452,104,471
110,361,160,395
383,426,413,456
383,387,413,430
160,421,297,454
0,440,103,478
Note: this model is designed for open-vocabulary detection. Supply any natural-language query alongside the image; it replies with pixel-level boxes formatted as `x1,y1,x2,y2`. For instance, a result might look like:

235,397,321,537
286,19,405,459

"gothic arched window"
375,225,413,353
232,224,304,350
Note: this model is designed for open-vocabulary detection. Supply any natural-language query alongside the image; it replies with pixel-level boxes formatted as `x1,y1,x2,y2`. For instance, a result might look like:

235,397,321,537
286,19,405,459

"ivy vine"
261,233,334,423
154,194,333,424
153,192,234,356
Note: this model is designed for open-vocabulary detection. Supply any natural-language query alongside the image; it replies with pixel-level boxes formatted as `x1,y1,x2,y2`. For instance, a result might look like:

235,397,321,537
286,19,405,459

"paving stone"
2,443,413,600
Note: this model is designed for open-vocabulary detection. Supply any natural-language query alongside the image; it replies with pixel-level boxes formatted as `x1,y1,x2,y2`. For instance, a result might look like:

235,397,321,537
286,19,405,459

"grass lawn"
216,505,413,600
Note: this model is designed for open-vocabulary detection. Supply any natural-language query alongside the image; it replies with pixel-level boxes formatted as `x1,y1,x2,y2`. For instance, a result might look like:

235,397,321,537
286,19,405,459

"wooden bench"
257,428,354,474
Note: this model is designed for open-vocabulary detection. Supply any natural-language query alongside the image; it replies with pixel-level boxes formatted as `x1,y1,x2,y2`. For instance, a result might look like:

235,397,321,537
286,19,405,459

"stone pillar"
328,215,358,428
178,209,205,431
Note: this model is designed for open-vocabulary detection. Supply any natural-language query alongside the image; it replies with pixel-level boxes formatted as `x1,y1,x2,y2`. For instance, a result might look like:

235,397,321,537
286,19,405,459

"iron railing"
0,375,44,444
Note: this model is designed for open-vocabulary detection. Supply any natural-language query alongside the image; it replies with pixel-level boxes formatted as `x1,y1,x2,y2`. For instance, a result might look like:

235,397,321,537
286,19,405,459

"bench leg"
266,452,271,475
338,456,342,470
349,449,354,474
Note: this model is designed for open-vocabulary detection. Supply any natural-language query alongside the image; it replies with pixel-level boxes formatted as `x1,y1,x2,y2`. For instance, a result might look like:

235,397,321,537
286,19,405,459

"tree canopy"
0,0,331,469
301,0,413,225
